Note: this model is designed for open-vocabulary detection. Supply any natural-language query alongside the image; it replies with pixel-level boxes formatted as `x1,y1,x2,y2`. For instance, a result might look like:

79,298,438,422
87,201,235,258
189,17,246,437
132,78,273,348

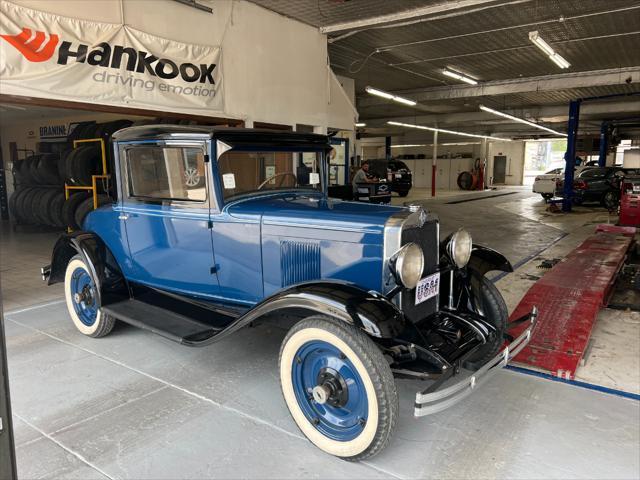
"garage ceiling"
251,0,640,140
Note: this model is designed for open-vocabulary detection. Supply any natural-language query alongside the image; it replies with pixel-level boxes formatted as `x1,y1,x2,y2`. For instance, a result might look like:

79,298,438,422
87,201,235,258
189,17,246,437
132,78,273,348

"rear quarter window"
126,146,207,202
579,168,606,179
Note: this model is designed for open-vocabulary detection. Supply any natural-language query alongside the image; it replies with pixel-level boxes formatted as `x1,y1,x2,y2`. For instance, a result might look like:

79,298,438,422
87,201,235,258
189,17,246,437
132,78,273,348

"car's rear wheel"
64,255,115,337
601,190,619,210
279,315,398,461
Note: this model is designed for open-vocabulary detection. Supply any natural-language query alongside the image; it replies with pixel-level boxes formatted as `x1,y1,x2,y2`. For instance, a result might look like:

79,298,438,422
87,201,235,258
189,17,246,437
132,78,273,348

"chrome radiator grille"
400,218,439,323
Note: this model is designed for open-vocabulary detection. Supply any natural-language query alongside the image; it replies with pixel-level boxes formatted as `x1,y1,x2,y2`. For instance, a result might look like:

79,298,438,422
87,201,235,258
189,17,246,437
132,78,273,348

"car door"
118,140,219,298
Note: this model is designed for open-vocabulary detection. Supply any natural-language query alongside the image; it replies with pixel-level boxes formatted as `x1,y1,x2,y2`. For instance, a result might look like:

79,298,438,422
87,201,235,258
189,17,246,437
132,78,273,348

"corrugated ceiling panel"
250,0,437,28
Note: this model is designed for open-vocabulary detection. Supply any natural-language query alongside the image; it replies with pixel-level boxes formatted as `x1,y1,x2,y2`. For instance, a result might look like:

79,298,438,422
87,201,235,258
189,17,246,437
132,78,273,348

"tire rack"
64,138,109,232
10,148,42,231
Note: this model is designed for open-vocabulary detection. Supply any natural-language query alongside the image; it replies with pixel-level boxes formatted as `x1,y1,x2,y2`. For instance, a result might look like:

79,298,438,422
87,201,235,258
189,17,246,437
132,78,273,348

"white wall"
5,0,355,130
487,141,525,185
355,138,484,190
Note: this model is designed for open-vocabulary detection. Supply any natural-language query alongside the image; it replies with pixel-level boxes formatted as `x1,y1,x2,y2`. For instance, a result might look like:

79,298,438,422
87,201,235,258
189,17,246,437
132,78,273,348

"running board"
102,299,224,344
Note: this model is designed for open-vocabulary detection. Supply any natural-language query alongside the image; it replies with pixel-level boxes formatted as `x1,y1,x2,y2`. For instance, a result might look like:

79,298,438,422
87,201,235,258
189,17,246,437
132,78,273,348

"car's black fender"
439,235,512,276
48,231,129,305
213,281,406,343
468,244,513,276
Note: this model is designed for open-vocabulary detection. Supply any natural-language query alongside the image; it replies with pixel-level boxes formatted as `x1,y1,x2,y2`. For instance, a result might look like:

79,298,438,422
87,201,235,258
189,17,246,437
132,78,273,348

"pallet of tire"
9,152,67,229
63,120,132,229
9,119,132,230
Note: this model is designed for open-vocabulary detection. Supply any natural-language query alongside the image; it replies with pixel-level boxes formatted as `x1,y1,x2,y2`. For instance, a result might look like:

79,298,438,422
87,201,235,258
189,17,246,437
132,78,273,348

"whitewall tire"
279,315,398,461
64,255,115,338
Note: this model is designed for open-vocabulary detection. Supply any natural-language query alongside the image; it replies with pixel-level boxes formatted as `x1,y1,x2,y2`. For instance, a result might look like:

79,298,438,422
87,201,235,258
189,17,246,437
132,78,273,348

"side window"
126,146,206,202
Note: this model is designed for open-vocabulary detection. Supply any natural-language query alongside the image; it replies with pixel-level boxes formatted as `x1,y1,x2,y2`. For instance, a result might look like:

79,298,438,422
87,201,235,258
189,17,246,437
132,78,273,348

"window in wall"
329,138,347,185
523,139,567,185
616,140,633,165
127,146,206,202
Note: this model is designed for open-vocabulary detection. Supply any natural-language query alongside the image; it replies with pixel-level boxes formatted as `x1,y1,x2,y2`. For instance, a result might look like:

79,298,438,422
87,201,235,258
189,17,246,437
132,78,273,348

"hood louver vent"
280,241,321,287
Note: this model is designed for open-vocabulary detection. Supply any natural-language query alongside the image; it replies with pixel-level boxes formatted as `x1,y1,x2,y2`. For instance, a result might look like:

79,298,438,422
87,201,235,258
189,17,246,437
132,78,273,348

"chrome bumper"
414,306,538,417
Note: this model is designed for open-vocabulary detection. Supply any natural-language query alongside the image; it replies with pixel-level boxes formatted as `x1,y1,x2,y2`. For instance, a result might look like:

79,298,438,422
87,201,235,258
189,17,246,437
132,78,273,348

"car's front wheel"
64,255,115,337
464,274,508,370
279,315,398,461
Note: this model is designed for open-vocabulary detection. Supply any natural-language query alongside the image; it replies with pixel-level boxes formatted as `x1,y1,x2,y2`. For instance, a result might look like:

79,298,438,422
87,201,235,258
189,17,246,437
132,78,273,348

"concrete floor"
2,187,640,479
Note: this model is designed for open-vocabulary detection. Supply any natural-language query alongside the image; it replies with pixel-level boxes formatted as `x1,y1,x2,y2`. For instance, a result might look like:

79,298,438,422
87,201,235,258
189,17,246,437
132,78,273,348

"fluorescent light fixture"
365,86,394,100
520,137,568,142
479,105,567,136
529,31,570,69
393,96,418,106
355,122,366,127
390,144,426,148
391,142,481,148
365,86,417,106
387,121,511,141
549,53,570,69
442,69,478,85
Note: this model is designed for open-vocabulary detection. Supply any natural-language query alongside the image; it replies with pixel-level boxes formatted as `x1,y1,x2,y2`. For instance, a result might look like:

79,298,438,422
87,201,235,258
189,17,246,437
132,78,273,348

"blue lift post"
598,121,608,167
562,99,581,212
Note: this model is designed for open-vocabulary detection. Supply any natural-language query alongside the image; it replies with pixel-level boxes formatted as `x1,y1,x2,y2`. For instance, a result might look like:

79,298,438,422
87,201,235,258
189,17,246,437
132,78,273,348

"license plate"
395,173,402,179
415,272,440,305
633,185,640,193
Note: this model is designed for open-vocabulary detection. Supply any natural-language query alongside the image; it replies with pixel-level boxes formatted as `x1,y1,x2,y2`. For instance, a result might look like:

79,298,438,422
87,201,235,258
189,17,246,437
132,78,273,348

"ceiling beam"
359,100,640,139
357,67,640,106
363,100,640,125
320,0,498,34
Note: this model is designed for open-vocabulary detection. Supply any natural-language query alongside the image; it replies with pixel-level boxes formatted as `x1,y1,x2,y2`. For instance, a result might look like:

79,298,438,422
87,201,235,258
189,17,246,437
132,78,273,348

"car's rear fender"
233,281,406,340
48,231,129,304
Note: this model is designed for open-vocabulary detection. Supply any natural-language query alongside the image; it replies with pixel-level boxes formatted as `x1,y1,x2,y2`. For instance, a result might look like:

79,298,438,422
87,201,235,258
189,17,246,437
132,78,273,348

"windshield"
218,150,323,201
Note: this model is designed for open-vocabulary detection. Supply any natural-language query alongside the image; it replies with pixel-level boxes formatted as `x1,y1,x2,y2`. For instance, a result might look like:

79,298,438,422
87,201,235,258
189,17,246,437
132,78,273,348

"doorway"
493,155,507,184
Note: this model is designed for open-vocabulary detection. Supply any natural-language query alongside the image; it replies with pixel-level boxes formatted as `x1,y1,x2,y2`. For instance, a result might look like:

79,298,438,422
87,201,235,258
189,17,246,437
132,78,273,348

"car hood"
227,193,403,233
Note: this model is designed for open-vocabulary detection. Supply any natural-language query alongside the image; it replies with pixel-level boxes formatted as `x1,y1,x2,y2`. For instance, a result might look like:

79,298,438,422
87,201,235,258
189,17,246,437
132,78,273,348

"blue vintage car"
43,125,536,460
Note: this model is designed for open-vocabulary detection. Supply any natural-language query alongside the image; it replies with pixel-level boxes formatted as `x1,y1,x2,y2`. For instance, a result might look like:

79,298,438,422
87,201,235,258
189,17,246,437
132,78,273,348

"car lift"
561,92,640,212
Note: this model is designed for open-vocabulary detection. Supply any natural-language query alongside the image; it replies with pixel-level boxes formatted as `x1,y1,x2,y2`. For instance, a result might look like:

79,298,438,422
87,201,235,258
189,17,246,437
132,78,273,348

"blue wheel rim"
70,266,98,326
291,340,368,442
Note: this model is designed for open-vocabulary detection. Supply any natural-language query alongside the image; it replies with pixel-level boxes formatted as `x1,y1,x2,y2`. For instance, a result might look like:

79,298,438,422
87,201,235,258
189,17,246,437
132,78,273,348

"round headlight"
391,243,424,289
447,228,473,268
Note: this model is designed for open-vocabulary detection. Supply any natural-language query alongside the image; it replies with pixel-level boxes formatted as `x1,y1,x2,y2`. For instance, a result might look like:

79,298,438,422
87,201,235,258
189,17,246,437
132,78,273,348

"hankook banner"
0,1,224,116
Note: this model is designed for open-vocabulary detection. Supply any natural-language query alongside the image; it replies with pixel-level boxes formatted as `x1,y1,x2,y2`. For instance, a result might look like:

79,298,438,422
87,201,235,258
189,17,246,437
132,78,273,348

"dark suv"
368,159,413,197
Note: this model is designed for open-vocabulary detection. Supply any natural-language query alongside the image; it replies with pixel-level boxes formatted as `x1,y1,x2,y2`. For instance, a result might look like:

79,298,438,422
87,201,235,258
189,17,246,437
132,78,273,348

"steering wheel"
257,172,297,190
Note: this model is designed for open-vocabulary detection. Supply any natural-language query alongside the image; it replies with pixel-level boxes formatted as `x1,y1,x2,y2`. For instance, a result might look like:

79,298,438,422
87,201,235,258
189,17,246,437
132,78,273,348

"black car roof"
112,124,332,150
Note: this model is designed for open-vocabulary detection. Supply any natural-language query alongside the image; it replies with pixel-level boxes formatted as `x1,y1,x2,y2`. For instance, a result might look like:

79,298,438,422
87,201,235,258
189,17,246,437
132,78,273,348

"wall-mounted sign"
0,0,224,117
39,124,67,139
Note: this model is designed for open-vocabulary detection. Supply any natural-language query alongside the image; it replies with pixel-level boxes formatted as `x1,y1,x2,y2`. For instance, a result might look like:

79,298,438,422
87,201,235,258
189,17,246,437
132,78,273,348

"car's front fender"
468,244,513,277
225,281,406,340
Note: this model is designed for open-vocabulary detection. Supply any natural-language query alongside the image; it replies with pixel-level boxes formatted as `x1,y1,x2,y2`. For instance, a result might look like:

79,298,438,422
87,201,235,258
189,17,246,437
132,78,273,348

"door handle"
118,213,129,220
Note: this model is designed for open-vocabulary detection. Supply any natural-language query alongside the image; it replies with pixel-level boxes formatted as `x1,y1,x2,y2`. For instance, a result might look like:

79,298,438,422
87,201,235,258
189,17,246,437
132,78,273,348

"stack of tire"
9,119,132,230
9,152,67,229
